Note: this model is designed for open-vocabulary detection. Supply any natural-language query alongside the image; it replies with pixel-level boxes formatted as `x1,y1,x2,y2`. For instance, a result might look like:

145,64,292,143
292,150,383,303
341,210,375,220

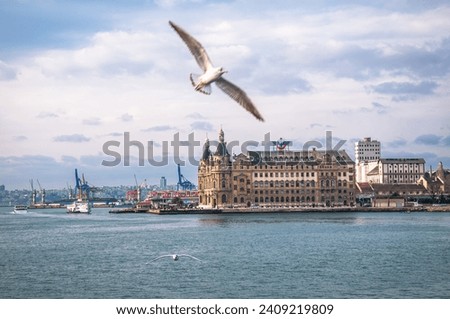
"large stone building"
354,137,425,184
362,158,426,184
198,129,356,208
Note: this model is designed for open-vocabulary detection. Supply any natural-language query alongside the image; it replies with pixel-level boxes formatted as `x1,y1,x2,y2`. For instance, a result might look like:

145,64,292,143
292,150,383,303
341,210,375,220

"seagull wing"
146,255,172,263
179,254,202,261
169,21,213,72
215,77,264,122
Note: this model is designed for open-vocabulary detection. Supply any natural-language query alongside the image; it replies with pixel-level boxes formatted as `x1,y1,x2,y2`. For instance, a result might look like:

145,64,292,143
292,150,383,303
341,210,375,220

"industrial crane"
134,174,141,202
176,164,196,191
36,179,45,204
74,169,92,200
66,182,74,200
30,179,37,205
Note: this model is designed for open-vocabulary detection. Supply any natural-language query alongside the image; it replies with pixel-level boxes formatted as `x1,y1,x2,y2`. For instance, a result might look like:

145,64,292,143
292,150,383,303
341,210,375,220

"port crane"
133,175,148,203
29,179,37,205
176,164,196,191
66,182,74,200
134,174,141,202
74,169,93,200
36,179,46,204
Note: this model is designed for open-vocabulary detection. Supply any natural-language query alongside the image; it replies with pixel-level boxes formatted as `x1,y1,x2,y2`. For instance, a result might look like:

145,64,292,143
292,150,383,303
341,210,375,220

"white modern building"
355,137,381,182
355,137,381,164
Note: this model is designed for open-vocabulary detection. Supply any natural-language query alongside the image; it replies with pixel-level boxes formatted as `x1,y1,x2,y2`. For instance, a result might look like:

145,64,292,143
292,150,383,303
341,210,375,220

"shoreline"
109,205,450,215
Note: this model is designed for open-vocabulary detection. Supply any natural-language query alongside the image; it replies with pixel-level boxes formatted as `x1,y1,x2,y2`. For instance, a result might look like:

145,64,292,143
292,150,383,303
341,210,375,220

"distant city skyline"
1,0,449,189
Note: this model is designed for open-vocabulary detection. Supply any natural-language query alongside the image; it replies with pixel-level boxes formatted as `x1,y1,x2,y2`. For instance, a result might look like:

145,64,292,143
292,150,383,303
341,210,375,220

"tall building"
160,176,167,190
198,129,356,208
355,137,381,164
355,137,381,183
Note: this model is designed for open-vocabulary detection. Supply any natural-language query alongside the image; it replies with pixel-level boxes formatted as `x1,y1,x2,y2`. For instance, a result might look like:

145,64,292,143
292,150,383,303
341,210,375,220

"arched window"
221,194,227,204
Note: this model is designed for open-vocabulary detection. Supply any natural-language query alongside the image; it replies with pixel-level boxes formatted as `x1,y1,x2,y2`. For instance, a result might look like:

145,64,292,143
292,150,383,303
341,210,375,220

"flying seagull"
169,20,264,122
147,254,202,263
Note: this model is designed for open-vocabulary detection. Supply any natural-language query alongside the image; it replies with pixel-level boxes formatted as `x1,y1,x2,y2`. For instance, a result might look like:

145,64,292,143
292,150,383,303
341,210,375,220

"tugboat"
13,205,28,214
66,200,91,214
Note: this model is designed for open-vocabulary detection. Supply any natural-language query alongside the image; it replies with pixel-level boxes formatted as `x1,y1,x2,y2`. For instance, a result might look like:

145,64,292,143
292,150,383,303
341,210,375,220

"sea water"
0,207,448,298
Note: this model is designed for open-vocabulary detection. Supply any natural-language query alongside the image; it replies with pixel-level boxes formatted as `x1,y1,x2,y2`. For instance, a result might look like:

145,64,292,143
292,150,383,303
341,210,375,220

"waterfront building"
355,137,381,183
355,137,426,185
362,158,426,184
418,161,450,196
356,182,428,207
355,137,381,163
198,129,356,208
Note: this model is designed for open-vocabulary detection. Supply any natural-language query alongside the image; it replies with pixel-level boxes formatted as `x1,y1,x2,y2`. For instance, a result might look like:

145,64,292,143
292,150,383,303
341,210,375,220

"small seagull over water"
169,21,264,122
147,254,202,263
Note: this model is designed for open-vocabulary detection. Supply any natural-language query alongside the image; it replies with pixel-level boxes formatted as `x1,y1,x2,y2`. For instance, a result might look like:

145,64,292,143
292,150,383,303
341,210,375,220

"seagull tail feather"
190,74,211,95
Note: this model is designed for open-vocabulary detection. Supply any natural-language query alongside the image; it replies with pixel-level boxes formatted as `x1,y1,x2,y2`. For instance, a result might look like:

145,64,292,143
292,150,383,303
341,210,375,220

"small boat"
67,200,91,214
13,205,28,213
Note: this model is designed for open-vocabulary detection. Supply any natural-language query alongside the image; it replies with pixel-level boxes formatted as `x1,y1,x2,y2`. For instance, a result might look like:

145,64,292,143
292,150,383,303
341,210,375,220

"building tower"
355,137,381,183
355,137,381,164
198,128,232,208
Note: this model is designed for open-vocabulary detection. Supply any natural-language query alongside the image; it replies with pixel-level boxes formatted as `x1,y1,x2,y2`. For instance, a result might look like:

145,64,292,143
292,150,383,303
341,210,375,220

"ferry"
13,205,28,213
66,201,91,214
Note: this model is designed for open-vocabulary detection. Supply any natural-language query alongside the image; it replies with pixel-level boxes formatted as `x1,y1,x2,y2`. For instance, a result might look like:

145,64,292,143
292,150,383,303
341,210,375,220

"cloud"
369,81,438,101
361,102,390,114
333,101,390,115
386,138,407,148
190,121,214,131
256,72,313,95
53,134,91,143
33,30,165,78
142,125,177,132
0,60,17,81
119,113,134,122
442,135,450,146
61,155,78,164
37,112,59,119
13,136,28,142
186,112,206,119
82,117,101,126
106,132,124,137
414,134,444,146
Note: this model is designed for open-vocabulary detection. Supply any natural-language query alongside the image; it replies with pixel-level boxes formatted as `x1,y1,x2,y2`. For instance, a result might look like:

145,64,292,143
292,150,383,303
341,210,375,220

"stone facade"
418,161,450,195
357,158,425,184
198,129,356,208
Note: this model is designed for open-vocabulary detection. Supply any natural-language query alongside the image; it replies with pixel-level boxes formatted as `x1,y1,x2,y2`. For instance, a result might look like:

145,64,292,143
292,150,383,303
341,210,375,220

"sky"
1,0,450,190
